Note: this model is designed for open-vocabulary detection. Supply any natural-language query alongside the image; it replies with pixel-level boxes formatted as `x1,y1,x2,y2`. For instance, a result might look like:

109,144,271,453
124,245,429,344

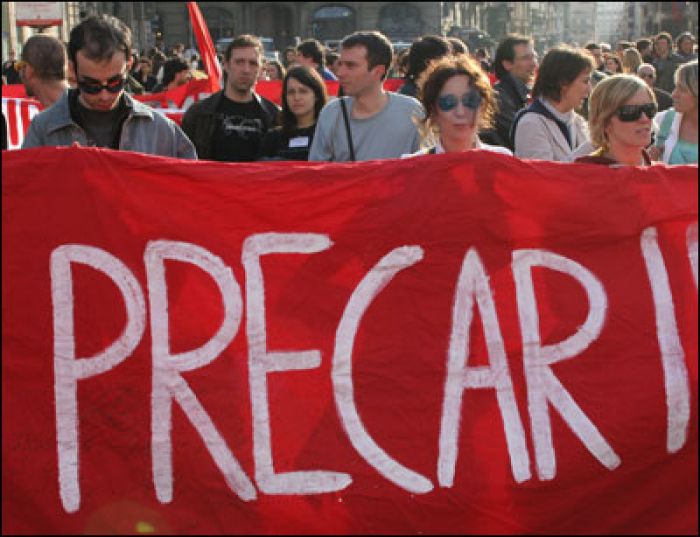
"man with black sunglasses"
22,14,196,159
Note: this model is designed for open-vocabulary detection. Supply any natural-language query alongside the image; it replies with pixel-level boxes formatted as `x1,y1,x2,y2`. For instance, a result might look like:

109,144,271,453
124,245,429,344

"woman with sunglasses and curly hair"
404,54,511,156
575,74,657,166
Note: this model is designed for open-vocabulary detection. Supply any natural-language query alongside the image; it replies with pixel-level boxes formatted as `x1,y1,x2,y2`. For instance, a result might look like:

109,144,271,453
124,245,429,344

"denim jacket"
22,89,197,159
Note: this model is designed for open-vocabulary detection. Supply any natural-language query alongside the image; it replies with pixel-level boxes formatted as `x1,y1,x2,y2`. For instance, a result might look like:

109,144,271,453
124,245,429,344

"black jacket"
181,90,279,160
480,74,530,150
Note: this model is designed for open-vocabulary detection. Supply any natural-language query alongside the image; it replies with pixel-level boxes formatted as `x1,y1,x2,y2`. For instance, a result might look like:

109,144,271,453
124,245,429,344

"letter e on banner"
243,233,352,495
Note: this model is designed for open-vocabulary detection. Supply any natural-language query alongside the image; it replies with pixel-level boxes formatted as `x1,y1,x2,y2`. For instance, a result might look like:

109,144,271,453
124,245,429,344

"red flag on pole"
187,1,222,93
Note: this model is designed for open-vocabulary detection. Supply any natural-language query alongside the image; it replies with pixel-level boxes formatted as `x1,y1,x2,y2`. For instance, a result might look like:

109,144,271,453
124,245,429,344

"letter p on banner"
50,244,146,513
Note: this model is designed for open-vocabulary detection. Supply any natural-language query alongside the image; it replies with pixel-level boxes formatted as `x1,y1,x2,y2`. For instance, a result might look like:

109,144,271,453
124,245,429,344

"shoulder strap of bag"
655,109,675,147
340,97,356,162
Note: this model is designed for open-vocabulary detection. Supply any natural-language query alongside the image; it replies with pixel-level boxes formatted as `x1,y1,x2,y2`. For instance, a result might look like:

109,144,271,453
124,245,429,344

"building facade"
2,2,81,61
596,2,625,44
621,1,698,41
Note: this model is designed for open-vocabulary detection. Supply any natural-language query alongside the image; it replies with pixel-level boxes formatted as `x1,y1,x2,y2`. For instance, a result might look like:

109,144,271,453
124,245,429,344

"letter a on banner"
439,248,531,487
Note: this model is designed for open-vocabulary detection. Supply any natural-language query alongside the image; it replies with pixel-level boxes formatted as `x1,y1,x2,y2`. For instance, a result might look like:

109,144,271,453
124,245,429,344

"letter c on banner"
332,246,433,494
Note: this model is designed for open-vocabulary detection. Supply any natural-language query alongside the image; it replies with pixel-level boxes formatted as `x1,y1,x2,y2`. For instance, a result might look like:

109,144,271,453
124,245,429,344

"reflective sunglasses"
77,72,127,95
437,91,482,112
616,102,657,122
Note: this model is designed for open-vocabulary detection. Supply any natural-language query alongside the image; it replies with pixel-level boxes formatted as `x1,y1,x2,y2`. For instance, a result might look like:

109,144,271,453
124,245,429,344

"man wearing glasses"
22,14,196,159
637,63,673,112
480,34,538,150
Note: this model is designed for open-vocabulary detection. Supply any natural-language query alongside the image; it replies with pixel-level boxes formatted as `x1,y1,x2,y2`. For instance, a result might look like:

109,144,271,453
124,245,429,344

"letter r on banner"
512,249,620,480
51,244,146,513
145,240,256,503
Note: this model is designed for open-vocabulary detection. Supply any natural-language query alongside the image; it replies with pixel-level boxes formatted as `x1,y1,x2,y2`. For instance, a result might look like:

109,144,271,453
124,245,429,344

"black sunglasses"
77,72,127,95
437,91,482,112
616,103,657,122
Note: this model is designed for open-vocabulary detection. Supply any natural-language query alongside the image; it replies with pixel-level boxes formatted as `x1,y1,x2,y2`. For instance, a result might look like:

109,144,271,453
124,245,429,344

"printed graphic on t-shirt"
218,114,264,139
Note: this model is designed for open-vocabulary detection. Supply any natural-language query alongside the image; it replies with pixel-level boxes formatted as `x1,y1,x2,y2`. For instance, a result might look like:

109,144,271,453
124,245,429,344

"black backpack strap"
340,97,356,162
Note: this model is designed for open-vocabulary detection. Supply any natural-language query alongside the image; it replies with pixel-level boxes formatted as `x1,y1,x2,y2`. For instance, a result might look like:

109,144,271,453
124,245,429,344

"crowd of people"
2,13,698,167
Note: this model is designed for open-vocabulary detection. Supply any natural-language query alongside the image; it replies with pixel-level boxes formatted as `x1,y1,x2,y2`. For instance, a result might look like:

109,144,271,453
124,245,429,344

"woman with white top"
513,46,595,162
405,54,512,157
649,60,698,164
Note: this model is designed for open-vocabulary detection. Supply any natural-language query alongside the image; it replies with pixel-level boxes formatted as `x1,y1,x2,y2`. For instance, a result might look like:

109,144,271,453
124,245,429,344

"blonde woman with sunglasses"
404,55,511,157
575,74,657,166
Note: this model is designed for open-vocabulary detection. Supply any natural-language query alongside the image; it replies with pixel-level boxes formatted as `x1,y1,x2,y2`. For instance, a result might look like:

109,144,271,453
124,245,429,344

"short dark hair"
532,46,595,102
296,39,325,67
636,38,652,52
494,34,532,79
22,34,66,81
280,65,328,134
654,32,673,46
448,37,468,55
225,34,263,61
584,42,601,51
341,31,393,81
161,57,189,87
68,14,132,66
406,35,451,81
676,32,695,49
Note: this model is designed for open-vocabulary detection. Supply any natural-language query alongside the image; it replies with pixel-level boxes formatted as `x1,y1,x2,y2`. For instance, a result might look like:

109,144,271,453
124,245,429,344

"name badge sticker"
289,136,310,148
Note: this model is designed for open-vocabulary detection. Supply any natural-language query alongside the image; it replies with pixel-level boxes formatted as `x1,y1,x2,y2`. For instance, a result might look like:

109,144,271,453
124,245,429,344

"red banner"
2,148,698,534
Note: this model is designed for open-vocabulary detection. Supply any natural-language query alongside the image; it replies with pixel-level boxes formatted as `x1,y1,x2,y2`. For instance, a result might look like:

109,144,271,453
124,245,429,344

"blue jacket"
22,89,197,159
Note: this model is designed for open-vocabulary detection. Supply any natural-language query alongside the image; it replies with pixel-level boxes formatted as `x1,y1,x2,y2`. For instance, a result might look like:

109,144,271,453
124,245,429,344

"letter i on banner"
640,227,691,453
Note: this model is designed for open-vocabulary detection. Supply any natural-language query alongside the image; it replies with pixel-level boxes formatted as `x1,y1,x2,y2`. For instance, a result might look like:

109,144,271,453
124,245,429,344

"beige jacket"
513,108,590,162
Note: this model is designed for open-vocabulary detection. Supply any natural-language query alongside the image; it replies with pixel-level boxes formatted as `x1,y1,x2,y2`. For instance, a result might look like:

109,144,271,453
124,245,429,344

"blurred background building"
2,2,698,61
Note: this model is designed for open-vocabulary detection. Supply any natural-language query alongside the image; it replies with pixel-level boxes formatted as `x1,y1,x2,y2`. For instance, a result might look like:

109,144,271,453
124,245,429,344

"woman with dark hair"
264,59,286,81
257,65,328,160
398,35,452,97
604,54,622,75
513,46,594,161
404,55,511,156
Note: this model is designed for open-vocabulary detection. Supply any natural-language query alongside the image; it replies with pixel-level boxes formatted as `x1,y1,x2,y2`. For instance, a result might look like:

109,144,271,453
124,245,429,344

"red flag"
187,1,222,93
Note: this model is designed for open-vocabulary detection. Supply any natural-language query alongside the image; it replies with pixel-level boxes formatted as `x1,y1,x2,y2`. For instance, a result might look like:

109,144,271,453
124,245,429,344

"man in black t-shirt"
182,34,279,162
